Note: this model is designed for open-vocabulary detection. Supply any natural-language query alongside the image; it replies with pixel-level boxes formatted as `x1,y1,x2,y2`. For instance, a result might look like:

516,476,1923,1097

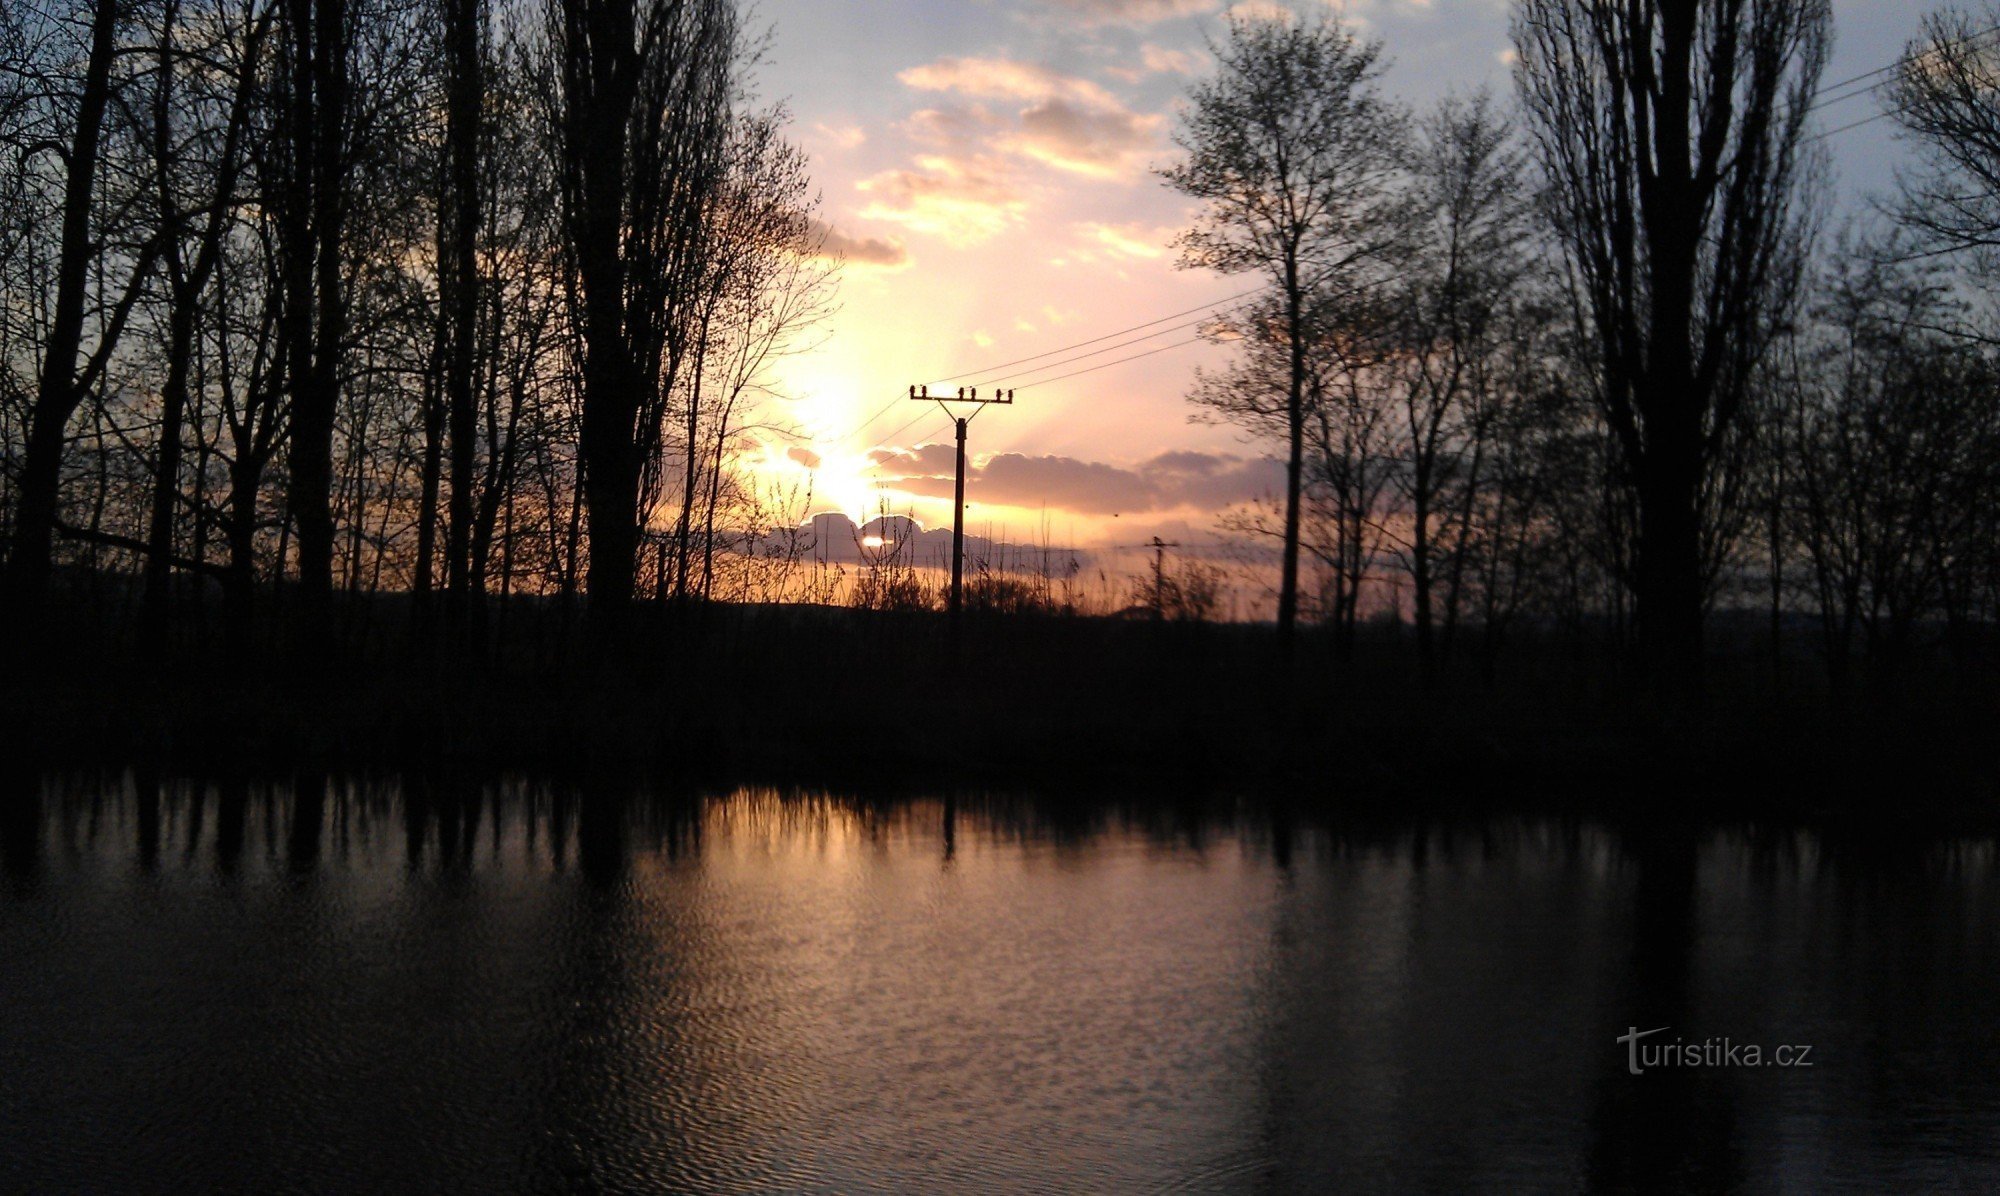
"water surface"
3,775,1998,1191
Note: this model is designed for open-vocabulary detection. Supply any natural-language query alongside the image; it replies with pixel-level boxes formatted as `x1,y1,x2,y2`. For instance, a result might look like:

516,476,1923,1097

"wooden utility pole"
908,385,1013,616
1148,536,1182,620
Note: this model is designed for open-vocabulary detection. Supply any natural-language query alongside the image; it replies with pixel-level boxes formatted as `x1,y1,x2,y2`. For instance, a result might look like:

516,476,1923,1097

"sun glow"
740,363,949,523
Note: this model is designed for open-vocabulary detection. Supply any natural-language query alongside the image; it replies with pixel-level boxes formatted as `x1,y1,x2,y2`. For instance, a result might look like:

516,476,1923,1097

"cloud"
1006,99,1163,178
1039,0,1221,27
1077,220,1171,260
978,454,1149,513
858,54,1168,246
1143,450,1287,510
1141,43,1205,74
895,55,1164,182
856,154,1029,246
1108,43,1207,82
874,446,1284,516
871,443,960,474
745,512,1072,569
787,446,824,470
1225,0,1296,22
899,56,1125,110
807,219,912,270
904,103,1004,149
815,123,867,150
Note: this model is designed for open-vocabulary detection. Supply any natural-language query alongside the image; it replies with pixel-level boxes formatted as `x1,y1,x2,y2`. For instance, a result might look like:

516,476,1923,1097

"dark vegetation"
5,0,2000,809
7,577,1996,819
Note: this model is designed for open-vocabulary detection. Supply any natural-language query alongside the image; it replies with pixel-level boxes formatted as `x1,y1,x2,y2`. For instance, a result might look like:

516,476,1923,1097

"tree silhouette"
1513,0,1829,692
1163,8,1406,658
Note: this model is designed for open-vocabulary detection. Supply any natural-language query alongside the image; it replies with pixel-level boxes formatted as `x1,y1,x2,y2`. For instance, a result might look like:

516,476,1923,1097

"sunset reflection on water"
3,776,1998,1191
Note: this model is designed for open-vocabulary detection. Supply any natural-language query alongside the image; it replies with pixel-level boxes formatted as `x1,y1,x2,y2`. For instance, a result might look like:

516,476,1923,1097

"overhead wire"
981,306,1252,387
832,288,1263,445
841,18,2000,457
1802,23,2000,145
920,287,1262,387
1807,24,2000,115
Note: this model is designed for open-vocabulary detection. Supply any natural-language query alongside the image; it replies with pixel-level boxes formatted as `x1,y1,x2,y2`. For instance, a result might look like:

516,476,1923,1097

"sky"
742,0,1939,559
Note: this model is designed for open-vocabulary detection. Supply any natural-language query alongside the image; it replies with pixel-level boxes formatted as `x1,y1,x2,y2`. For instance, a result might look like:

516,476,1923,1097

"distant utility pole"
1147,536,1182,620
908,385,1013,617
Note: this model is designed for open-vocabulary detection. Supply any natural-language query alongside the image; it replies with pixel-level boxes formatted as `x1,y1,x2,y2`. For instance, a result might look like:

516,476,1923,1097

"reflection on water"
4,773,2000,1192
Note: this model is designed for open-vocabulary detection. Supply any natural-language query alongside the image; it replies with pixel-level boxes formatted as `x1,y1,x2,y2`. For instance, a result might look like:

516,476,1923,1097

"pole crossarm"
911,384,1015,424
909,385,1016,404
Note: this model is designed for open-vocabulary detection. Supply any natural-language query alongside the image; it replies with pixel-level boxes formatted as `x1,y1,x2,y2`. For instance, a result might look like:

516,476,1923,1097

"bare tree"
1373,93,1538,679
272,0,350,638
1512,0,1829,692
139,0,275,646
1163,7,1407,655
440,0,484,629
1779,245,2000,695
6,0,161,617
543,0,736,624
664,110,836,604
1890,5,2000,268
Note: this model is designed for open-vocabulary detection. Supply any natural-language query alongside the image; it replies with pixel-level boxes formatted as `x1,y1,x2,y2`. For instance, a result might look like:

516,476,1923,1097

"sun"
739,430,886,524
741,364,959,529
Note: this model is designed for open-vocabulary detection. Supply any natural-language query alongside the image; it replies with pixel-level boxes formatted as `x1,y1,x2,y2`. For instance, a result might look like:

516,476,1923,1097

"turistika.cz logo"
1618,1027,1815,1075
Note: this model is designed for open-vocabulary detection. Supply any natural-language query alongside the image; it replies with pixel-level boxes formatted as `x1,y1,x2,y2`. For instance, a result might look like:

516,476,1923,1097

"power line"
982,306,1251,387
1011,334,1213,391
834,290,1261,448
1013,268,1415,392
857,334,1207,467
842,21,2000,449
1803,23,2000,146
838,393,908,443
859,409,953,469
1874,239,2000,267
832,288,1263,447
1808,23,2000,115
921,287,1261,386
1806,107,1899,145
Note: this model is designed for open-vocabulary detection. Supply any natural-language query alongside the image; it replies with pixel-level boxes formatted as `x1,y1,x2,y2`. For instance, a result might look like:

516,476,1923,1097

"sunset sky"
747,0,1930,556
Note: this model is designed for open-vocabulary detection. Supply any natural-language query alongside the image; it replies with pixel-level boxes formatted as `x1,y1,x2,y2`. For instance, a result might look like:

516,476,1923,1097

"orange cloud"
875,448,1283,516
856,154,1029,246
1038,0,1221,27
808,219,912,270
898,56,1125,109
894,55,1164,183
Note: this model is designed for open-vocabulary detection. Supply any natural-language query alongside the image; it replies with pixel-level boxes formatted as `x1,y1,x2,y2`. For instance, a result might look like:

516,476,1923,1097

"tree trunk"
7,0,120,615
442,0,483,630
1277,256,1305,656
1412,485,1434,683
297,0,347,635
1633,424,1705,695
413,333,445,610
568,0,642,626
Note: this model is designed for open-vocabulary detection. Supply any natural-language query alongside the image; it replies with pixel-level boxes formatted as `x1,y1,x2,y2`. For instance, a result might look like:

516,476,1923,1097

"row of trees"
0,0,834,652
1170,2,2000,694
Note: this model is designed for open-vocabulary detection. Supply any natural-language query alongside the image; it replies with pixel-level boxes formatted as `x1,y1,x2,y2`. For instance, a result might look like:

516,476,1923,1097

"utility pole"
1147,536,1183,621
908,385,1013,617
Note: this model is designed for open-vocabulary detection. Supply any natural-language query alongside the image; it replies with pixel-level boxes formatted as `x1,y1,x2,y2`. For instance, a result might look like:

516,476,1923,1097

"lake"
3,774,1999,1192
